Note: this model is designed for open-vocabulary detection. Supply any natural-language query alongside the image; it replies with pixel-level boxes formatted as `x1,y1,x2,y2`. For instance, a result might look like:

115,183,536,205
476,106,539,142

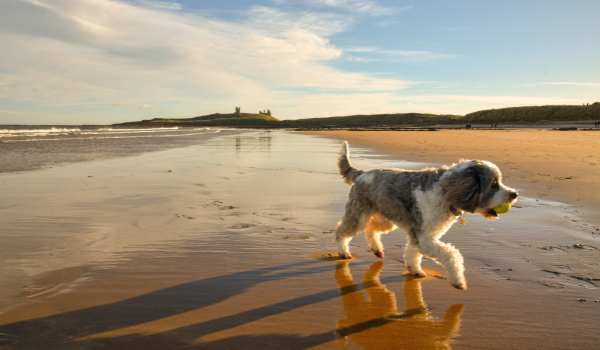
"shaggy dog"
335,142,518,290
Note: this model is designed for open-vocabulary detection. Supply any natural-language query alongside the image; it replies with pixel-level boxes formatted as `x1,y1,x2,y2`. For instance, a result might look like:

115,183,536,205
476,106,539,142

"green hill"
284,113,462,126
462,103,600,123
115,112,280,127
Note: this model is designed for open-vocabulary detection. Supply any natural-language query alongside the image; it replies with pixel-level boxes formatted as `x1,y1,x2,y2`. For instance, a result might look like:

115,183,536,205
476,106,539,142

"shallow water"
0,126,230,173
1,130,599,349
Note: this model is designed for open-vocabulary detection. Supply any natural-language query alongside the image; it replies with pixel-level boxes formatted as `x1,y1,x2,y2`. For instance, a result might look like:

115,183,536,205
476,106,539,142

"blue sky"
0,0,598,125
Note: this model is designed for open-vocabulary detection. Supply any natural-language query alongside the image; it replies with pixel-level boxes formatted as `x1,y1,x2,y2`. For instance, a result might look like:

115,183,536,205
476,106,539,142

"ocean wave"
0,129,221,143
0,126,216,139
96,127,180,132
0,127,81,135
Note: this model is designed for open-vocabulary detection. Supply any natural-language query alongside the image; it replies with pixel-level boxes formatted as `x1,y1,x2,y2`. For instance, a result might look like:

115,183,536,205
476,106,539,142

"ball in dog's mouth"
493,203,512,214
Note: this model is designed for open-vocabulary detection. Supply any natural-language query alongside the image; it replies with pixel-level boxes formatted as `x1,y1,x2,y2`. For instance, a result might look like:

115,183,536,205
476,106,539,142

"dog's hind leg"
335,206,371,259
364,213,396,259
404,242,426,277
418,240,466,290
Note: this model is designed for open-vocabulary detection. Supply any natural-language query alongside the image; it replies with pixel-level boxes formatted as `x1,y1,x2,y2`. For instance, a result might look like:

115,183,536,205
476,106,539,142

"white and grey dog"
335,141,518,290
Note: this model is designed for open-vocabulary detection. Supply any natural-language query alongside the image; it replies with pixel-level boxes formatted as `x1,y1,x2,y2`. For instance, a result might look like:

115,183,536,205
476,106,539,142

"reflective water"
0,126,228,173
335,262,463,349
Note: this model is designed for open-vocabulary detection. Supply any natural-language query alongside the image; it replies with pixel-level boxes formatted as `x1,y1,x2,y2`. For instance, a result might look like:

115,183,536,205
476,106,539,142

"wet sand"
1,130,599,349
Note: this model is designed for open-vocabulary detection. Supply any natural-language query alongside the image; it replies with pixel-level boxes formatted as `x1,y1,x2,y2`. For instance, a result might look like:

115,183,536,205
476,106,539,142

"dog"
335,141,518,290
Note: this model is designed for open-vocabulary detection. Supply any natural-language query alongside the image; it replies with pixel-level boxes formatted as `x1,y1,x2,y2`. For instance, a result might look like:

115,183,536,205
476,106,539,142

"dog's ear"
442,164,483,213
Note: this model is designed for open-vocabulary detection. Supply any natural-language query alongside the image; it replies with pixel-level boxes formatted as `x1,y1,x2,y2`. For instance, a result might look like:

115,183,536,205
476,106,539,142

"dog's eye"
491,181,499,189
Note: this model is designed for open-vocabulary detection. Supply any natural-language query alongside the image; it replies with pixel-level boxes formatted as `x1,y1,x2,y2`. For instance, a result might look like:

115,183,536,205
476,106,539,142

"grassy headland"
462,103,600,124
114,103,600,128
115,113,280,127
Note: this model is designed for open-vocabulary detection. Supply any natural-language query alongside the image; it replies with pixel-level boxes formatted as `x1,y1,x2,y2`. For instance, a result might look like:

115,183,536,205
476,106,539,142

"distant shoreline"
111,103,600,128
3,121,600,132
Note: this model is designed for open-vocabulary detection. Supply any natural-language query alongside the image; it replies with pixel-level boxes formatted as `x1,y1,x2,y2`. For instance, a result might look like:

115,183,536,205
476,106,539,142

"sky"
0,0,599,125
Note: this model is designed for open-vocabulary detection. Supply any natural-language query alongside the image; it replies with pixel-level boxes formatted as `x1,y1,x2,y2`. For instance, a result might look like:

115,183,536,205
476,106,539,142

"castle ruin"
235,107,272,116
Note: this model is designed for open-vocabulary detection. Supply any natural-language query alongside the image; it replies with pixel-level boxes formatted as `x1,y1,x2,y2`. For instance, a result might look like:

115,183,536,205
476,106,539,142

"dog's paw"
408,267,426,277
338,252,353,259
452,282,467,290
373,250,384,259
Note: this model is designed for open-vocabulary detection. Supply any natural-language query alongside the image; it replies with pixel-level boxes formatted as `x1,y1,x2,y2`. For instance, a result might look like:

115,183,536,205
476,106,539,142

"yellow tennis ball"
493,203,511,214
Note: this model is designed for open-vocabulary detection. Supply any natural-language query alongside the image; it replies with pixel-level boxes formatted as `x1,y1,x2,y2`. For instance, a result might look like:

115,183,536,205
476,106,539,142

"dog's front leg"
404,242,426,277
418,240,466,290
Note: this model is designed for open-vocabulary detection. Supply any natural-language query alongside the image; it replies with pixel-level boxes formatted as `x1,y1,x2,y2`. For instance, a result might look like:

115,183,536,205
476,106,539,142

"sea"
0,125,244,173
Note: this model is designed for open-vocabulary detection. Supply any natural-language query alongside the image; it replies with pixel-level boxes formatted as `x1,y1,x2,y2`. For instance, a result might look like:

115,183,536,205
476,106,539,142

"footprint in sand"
229,224,251,229
540,246,566,252
279,234,311,240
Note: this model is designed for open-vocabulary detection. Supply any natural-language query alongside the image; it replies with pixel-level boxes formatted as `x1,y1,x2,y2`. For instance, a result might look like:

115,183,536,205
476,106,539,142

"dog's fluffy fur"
335,142,518,290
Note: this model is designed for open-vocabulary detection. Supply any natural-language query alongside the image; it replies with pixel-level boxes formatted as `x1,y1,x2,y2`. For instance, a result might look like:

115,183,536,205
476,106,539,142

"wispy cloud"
134,0,182,10
246,6,352,37
0,0,410,122
376,20,400,27
537,82,600,88
345,47,456,63
307,0,410,16
438,83,460,89
394,95,579,104
111,103,161,109
385,50,456,62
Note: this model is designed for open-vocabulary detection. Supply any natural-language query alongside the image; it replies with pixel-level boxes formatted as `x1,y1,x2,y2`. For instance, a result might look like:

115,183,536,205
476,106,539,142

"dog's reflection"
335,261,464,349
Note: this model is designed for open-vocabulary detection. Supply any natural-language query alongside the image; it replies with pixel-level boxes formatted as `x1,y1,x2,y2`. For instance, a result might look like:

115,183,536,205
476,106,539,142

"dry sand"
1,129,599,349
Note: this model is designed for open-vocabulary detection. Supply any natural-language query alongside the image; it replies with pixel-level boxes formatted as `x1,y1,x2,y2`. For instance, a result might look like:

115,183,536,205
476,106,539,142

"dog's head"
441,160,518,219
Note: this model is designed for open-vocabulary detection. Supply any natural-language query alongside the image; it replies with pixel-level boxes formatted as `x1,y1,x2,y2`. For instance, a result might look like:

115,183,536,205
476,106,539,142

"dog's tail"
338,141,365,185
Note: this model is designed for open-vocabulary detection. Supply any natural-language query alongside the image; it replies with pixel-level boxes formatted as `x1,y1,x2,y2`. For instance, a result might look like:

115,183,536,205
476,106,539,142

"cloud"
0,0,410,121
345,47,456,63
537,82,600,88
346,46,377,52
251,27,342,61
376,20,400,27
246,5,352,37
0,109,51,116
111,103,161,109
438,83,460,89
394,95,579,104
384,50,456,62
134,0,181,10
307,0,410,16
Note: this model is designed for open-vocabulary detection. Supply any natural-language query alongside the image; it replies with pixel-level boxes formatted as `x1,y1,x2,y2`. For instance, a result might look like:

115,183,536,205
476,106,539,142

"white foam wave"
0,129,221,143
0,126,216,139
96,127,180,132
0,127,81,135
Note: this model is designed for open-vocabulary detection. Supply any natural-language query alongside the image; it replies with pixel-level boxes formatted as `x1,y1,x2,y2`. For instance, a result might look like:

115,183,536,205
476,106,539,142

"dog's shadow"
335,261,464,349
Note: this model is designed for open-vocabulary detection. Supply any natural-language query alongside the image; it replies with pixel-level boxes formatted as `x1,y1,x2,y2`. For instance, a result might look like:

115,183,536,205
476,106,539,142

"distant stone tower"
235,107,240,116
267,109,271,116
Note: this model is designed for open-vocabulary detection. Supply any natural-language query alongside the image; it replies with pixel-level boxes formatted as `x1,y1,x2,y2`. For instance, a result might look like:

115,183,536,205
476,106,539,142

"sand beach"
1,128,599,349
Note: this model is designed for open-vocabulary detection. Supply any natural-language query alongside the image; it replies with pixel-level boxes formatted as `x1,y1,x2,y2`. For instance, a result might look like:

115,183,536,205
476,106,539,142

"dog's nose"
510,192,518,199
